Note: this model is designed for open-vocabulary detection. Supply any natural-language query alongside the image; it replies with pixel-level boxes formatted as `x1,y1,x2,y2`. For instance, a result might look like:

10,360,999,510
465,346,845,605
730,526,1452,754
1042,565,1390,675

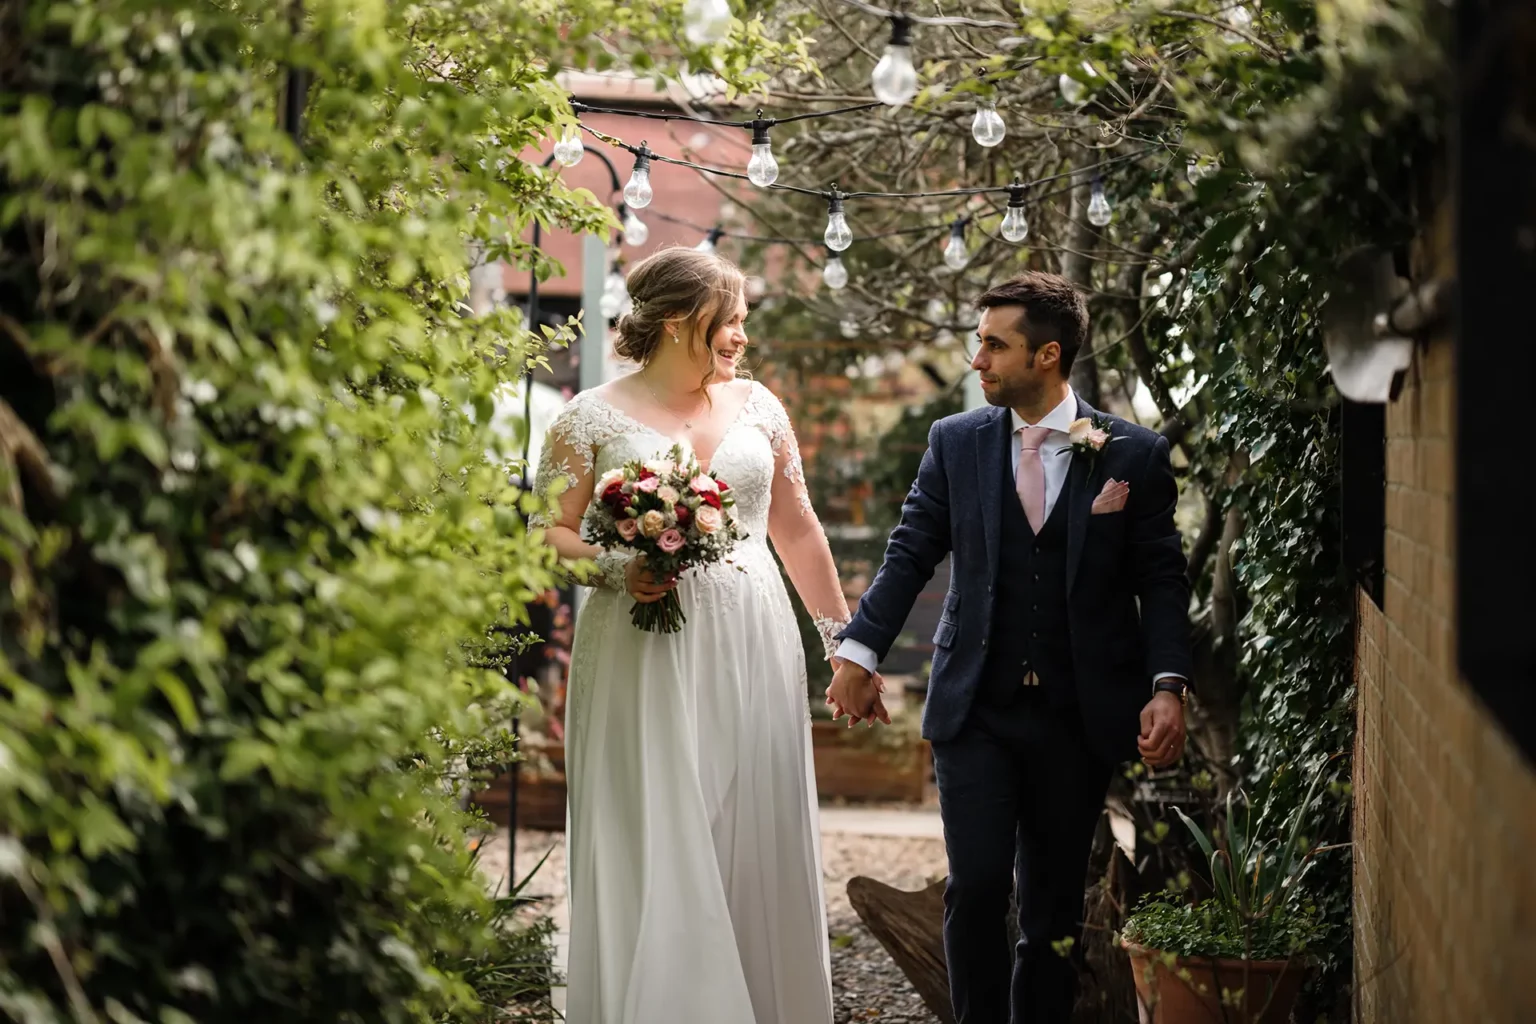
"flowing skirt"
563,540,834,1024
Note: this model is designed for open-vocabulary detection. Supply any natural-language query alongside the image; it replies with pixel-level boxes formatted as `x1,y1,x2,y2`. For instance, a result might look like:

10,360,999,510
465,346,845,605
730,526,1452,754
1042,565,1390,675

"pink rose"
695,505,723,534
656,528,685,554
1085,428,1110,449
615,517,640,541
637,477,660,494
689,474,718,495
641,510,666,538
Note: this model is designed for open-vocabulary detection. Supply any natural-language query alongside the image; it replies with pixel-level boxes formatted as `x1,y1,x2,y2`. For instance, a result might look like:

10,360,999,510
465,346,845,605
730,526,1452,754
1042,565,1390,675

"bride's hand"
626,556,677,603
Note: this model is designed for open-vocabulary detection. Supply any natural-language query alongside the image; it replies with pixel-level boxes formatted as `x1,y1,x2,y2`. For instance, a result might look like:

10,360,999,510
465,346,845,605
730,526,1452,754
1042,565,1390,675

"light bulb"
553,126,584,166
944,222,970,271
823,255,848,290
623,152,653,209
747,142,778,187
621,208,649,247
599,270,628,319
695,228,723,254
1222,4,1253,43
971,101,1006,147
839,318,861,339
872,16,917,107
1087,180,1112,227
1058,72,1085,105
683,0,733,45
824,190,853,252
1001,204,1029,243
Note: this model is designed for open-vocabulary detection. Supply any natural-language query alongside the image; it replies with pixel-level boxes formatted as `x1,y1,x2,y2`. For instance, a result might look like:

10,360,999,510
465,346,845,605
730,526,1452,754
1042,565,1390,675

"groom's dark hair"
976,272,1090,374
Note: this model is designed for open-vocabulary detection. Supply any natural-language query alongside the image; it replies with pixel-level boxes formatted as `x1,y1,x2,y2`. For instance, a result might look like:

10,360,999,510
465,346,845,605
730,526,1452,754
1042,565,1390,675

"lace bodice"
531,381,802,541
530,379,849,658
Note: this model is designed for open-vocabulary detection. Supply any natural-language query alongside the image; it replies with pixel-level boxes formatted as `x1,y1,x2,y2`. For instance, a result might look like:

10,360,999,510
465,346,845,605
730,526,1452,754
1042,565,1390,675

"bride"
531,246,861,1023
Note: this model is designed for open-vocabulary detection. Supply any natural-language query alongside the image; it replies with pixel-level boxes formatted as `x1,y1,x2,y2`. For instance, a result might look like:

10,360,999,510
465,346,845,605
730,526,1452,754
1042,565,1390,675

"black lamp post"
507,145,624,888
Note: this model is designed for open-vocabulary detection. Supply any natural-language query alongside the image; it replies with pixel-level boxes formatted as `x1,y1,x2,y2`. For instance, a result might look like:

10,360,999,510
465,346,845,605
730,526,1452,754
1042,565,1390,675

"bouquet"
582,444,744,634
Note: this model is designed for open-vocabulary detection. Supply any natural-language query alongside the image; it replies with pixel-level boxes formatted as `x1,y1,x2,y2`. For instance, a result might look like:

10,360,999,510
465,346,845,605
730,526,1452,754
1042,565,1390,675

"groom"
828,272,1193,1024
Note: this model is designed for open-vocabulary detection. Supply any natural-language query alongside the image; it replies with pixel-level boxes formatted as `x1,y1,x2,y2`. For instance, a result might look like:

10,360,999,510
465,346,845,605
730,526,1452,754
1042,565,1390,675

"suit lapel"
976,407,1010,582
1066,395,1099,595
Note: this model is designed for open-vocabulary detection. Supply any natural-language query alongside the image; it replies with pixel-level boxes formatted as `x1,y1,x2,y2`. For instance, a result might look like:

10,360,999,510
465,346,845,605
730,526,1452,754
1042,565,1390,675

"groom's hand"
1138,691,1187,768
826,660,891,727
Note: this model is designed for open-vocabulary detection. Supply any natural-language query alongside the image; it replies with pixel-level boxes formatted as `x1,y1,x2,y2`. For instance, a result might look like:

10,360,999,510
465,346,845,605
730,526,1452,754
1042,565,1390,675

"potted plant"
1120,768,1337,1024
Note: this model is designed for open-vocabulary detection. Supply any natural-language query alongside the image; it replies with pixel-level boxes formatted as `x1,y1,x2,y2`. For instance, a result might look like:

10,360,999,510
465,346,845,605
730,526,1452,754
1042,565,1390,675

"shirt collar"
1010,388,1078,436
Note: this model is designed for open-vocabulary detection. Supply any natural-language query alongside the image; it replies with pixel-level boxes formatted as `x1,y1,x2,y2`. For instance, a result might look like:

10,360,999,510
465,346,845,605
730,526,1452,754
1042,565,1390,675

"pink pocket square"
1091,479,1130,514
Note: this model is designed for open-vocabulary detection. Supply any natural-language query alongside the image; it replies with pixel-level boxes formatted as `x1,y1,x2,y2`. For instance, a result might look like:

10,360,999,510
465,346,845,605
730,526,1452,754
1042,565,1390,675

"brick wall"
1351,204,1536,1022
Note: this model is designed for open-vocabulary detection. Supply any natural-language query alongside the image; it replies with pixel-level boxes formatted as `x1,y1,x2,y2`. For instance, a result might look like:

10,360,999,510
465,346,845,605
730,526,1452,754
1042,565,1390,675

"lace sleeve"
528,396,599,531
756,383,850,661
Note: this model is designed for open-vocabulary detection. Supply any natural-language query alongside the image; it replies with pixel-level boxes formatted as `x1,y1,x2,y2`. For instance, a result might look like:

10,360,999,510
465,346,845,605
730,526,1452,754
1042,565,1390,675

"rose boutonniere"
1063,414,1119,466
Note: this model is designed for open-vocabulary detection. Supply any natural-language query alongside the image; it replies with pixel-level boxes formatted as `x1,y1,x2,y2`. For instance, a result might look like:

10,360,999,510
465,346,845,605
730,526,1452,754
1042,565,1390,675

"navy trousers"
932,692,1114,1024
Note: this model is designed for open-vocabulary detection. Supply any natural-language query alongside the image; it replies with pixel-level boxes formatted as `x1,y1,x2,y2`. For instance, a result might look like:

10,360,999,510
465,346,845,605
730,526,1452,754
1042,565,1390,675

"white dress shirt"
832,391,1187,687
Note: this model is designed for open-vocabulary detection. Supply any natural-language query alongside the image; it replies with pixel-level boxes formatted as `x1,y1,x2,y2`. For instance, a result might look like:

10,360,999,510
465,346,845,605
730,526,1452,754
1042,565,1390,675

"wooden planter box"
811,719,931,803
473,723,934,828
472,743,567,832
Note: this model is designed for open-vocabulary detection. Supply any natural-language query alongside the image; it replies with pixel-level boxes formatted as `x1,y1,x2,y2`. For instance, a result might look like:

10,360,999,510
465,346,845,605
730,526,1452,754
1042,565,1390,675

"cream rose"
657,485,680,505
1085,428,1110,449
596,468,626,492
641,510,666,538
644,459,676,476
1068,417,1093,445
695,505,724,534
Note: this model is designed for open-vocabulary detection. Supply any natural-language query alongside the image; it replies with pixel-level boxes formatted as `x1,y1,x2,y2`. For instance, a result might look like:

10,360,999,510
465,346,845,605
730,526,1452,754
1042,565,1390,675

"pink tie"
1016,426,1051,533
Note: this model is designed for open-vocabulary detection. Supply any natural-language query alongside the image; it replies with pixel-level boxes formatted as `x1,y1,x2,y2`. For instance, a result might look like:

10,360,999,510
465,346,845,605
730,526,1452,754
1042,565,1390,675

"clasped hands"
825,659,891,727
827,657,1188,768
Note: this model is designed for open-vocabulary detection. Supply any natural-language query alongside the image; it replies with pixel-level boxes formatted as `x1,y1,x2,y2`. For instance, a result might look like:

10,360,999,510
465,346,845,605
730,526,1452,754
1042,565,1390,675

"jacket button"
1032,631,1039,639
1032,604,1039,612
1032,573,1040,582
982,638,988,647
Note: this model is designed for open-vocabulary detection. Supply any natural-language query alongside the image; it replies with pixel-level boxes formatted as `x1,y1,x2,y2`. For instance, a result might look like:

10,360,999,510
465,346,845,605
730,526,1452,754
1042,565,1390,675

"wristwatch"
1154,678,1189,706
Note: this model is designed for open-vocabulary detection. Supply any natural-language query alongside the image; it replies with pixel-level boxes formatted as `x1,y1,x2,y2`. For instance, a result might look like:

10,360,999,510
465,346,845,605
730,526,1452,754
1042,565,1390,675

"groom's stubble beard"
981,346,1047,410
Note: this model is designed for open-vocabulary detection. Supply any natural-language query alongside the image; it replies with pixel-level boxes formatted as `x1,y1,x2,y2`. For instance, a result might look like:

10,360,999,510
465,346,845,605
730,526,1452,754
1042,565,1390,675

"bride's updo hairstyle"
613,247,746,367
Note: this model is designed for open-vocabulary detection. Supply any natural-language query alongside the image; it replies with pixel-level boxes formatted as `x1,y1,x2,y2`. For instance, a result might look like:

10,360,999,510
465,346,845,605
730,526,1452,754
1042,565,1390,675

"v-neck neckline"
587,383,755,473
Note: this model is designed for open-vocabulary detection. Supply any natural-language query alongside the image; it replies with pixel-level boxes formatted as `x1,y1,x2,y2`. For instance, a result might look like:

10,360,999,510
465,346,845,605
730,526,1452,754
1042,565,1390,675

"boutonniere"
1063,414,1119,465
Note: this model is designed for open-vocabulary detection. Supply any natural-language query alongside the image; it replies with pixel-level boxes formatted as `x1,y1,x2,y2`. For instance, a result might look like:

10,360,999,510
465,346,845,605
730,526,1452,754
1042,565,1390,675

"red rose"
701,491,722,510
674,504,692,526
638,467,657,481
602,480,624,500
716,478,730,493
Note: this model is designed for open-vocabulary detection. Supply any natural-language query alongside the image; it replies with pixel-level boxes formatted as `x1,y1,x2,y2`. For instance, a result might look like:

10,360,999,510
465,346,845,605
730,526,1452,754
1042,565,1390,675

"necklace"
641,372,707,429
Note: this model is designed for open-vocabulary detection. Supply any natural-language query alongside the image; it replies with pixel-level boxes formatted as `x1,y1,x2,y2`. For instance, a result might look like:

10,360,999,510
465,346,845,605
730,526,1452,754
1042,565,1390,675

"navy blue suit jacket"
839,397,1194,762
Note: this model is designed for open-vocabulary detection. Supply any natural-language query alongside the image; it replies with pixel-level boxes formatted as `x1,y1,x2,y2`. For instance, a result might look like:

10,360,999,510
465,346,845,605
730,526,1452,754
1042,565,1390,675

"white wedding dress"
532,380,847,1024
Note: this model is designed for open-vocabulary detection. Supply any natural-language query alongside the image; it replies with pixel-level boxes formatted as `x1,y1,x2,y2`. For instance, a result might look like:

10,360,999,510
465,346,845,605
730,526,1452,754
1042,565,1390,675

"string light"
746,114,779,188
871,14,918,107
971,98,1006,147
824,185,853,251
682,0,733,44
599,261,629,319
943,218,971,270
553,125,584,166
1186,155,1218,184
823,252,849,290
621,205,650,246
1058,61,1097,105
1087,175,1113,227
1001,179,1030,242
695,226,725,253
623,144,654,208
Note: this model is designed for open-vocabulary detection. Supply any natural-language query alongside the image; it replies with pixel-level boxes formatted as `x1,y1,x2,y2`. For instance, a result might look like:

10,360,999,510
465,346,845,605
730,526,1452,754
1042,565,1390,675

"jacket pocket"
933,618,957,649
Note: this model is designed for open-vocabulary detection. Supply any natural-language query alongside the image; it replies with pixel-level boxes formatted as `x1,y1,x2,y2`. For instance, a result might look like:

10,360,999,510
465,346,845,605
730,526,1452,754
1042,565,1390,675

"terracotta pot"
1124,943,1305,1024
809,720,931,802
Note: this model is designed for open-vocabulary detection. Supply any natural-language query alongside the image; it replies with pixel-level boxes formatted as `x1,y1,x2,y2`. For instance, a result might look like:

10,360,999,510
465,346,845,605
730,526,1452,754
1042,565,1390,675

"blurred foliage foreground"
0,0,803,1021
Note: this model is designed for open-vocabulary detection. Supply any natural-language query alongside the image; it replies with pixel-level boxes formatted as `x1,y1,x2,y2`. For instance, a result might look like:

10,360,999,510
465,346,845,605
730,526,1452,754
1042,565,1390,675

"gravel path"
475,820,950,1023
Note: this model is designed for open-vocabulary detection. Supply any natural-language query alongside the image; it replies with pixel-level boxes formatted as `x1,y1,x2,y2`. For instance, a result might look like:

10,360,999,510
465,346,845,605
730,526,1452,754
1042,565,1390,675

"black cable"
570,99,884,127
581,122,1160,201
